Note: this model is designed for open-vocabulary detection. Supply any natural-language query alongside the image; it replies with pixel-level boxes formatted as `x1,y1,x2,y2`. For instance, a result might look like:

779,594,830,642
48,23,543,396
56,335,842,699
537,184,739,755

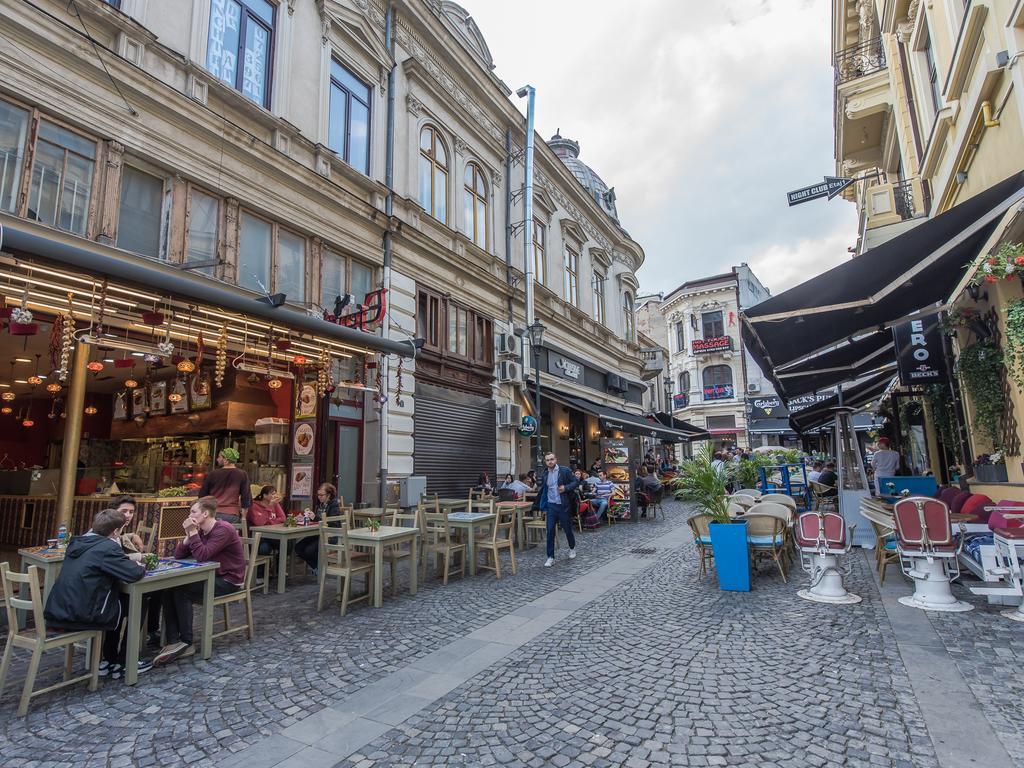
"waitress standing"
294,483,341,573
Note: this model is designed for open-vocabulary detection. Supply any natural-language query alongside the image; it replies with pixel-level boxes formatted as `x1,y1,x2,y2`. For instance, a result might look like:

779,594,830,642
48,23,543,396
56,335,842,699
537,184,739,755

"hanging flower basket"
9,323,38,336
141,311,165,326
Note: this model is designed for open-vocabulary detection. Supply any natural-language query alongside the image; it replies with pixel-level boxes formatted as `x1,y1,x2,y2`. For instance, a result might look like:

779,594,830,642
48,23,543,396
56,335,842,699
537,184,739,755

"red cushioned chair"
950,491,972,516
793,510,861,604
971,501,1024,622
939,487,961,507
959,494,993,524
893,497,970,612
987,501,1024,531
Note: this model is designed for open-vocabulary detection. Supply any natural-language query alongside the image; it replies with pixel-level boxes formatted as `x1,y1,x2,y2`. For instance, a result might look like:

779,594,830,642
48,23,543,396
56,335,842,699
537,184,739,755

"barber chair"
893,497,971,612
970,526,1024,622
794,510,861,604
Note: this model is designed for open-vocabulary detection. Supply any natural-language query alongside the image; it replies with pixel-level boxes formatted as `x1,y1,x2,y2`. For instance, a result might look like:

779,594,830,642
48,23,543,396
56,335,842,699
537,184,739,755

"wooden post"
56,341,89,528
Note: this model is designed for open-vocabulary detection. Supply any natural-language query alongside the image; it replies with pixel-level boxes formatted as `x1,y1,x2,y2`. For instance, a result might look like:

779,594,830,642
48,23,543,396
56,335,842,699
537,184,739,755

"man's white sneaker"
544,558,554,567
568,548,577,559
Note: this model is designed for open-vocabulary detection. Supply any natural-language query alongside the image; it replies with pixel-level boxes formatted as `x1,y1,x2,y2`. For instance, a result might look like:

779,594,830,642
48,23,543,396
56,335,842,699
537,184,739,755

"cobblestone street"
1,501,1021,768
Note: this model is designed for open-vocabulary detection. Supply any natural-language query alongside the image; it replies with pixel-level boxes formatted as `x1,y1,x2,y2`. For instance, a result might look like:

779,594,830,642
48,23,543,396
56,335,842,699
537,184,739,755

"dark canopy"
541,386,705,442
743,171,1024,370
789,370,895,433
772,331,896,400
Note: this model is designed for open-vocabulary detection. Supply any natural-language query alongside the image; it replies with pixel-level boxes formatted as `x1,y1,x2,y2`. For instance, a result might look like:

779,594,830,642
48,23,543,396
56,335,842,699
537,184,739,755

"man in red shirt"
198,447,252,524
154,496,245,666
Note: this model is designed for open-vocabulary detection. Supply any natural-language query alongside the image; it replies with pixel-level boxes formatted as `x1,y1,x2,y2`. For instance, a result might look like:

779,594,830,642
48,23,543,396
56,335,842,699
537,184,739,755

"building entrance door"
332,421,362,506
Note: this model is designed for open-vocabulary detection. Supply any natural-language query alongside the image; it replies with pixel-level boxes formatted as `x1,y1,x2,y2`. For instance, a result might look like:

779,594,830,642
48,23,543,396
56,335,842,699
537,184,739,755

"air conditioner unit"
606,373,629,393
498,403,522,427
497,360,521,383
497,333,519,356
746,382,760,393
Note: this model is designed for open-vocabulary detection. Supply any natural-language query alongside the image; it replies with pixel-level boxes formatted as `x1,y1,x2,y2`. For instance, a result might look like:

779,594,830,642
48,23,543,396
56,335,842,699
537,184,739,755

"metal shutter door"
414,383,496,498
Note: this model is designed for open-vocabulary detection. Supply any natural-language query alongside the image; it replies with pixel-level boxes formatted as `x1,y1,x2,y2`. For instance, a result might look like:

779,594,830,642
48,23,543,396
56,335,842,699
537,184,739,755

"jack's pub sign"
892,315,946,386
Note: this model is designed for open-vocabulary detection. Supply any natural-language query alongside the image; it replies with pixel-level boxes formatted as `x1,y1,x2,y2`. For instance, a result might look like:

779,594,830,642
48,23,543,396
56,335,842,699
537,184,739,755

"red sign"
323,289,388,332
691,336,732,354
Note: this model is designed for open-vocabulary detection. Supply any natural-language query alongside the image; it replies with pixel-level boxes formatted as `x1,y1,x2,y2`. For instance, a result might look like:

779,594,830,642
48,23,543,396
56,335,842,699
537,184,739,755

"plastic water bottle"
56,523,68,549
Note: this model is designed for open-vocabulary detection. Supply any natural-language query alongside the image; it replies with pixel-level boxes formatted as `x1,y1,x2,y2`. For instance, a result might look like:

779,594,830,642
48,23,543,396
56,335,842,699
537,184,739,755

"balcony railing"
834,38,886,85
893,179,916,220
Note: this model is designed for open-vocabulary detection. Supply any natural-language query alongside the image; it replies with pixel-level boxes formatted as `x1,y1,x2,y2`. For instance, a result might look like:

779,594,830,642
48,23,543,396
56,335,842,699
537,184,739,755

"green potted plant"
678,445,750,591
956,341,1005,448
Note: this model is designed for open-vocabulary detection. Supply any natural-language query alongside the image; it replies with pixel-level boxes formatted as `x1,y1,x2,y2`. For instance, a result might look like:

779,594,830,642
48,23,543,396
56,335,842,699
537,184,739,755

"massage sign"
892,315,947,386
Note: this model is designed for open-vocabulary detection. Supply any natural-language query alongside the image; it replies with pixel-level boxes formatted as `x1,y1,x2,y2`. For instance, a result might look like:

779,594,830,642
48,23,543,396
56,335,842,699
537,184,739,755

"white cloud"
748,228,855,294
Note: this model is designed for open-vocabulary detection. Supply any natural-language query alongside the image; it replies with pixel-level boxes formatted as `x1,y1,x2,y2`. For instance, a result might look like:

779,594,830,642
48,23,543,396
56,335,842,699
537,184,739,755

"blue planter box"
709,519,751,592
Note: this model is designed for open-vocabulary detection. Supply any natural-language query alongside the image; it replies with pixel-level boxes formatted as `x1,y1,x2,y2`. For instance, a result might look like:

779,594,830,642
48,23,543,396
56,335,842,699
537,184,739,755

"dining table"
437,498,469,514
445,512,496,575
345,525,419,607
351,507,388,527
249,522,320,593
16,546,66,628
120,559,218,685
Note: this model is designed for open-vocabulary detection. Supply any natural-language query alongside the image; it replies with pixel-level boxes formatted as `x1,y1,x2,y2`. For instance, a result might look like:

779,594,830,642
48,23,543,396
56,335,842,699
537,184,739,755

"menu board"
601,438,634,520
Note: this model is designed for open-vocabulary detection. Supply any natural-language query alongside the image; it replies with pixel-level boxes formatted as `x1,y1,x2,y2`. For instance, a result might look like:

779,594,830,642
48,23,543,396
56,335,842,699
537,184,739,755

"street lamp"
663,375,673,412
527,319,546,473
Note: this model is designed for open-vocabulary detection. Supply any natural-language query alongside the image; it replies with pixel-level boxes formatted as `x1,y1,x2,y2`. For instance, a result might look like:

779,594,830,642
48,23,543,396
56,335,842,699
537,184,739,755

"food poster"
290,465,313,498
130,386,148,417
290,370,322,500
601,438,634,520
149,380,167,415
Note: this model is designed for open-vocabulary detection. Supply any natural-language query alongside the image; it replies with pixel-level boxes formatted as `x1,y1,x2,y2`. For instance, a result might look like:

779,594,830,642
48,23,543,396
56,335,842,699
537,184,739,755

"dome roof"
547,132,619,221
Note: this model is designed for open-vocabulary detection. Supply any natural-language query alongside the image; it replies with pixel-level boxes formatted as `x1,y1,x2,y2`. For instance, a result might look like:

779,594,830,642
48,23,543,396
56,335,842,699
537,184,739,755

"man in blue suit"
538,452,579,567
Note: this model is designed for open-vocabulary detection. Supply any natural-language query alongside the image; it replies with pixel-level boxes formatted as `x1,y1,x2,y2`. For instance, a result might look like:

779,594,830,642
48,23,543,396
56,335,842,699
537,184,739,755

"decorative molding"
406,93,424,116
490,168,502,189
453,136,470,155
188,74,208,105
286,0,296,15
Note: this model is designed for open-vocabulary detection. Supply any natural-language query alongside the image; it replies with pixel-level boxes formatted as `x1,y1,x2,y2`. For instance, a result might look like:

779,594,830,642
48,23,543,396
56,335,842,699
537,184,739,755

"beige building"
831,0,1024,488
0,0,649,500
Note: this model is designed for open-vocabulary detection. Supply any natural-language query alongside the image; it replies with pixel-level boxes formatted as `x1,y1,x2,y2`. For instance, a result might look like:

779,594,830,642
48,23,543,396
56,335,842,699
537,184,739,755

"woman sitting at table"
294,483,341,574
247,486,287,555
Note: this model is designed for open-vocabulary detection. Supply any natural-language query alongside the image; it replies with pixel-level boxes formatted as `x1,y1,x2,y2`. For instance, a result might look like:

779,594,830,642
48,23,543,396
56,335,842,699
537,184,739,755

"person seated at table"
807,461,824,484
154,496,244,666
525,470,538,490
294,483,342,574
635,466,662,518
475,472,493,494
589,470,614,521
247,486,287,555
589,457,603,476
816,462,838,496
44,508,148,679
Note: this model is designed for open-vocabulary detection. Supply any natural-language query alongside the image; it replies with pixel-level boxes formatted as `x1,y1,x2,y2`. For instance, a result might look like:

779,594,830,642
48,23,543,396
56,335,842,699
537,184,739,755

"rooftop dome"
547,132,619,221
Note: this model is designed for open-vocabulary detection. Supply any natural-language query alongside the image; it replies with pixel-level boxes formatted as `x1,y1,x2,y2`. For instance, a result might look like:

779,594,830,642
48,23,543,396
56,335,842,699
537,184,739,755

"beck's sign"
893,315,946,385
691,336,732,354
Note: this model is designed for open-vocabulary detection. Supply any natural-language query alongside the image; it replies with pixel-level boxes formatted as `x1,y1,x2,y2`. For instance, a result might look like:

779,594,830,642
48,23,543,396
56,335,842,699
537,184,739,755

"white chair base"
969,534,1024,622
900,557,972,612
797,553,862,605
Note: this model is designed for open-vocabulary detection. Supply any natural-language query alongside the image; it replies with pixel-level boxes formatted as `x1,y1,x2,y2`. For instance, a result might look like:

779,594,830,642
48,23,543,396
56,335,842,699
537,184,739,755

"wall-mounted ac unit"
746,382,760,393
496,333,519,356
498,403,522,427
606,373,629,393
497,360,521,383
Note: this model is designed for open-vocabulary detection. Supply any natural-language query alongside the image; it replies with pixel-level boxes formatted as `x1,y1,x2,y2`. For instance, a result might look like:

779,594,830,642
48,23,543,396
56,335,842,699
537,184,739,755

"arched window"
418,126,448,222
622,292,635,341
702,365,734,401
678,371,690,393
463,162,487,249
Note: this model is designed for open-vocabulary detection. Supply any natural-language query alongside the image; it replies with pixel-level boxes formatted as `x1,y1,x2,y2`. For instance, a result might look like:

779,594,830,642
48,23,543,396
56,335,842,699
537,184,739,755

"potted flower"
971,242,1024,286
366,519,381,533
678,445,750,591
974,452,1008,483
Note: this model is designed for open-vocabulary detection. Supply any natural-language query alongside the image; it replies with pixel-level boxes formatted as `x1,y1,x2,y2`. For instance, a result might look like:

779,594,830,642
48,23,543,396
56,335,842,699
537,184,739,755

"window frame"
563,244,580,307
532,218,546,285
463,161,488,250
183,182,222,273
418,125,449,223
622,292,635,342
701,310,725,339
416,286,493,367
592,270,606,325
702,364,734,401
237,209,308,305
116,164,171,260
678,370,690,393
328,57,371,175
321,248,378,310
674,321,686,353
207,0,276,109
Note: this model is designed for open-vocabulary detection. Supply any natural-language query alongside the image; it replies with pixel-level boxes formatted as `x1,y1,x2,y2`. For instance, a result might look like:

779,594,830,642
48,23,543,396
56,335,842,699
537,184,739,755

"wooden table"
446,512,495,575
351,507,388,527
121,560,218,685
437,498,468,514
16,546,65,628
250,523,320,594
345,526,419,608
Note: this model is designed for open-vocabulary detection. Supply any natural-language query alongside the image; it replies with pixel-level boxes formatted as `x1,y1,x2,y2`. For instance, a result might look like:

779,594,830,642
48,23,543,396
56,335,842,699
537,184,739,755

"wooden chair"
420,506,466,585
524,505,548,547
212,534,261,641
862,510,899,585
746,514,788,582
648,485,665,519
687,514,714,578
476,503,518,579
381,507,418,596
1,564,102,716
135,523,156,554
316,524,374,616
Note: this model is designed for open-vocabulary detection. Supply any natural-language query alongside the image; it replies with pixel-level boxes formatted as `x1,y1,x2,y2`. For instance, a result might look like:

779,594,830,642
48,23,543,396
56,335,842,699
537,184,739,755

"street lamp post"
527,320,546,474
663,375,673,413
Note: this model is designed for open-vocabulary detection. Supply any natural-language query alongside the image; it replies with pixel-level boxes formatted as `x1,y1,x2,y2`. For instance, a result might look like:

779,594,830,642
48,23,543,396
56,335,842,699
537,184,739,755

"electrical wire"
66,0,137,116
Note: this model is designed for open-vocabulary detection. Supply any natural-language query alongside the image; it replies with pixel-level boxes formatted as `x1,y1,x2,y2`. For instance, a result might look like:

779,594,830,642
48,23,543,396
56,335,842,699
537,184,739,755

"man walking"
539,452,579,567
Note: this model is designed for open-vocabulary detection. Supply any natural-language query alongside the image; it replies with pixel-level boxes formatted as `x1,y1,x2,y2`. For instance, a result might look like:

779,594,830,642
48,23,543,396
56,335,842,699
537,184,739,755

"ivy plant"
955,341,1005,448
1002,298,1024,391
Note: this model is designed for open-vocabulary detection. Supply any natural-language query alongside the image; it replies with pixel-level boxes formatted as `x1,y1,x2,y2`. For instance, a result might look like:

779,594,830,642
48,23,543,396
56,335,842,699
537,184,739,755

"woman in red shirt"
247,485,286,554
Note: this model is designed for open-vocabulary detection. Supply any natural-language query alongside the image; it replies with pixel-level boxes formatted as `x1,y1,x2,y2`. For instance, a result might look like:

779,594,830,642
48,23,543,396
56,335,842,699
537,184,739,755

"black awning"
653,411,710,440
541,386,701,442
789,370,895,433
748,417,797,435
772,331,896,400
743,171,1024,369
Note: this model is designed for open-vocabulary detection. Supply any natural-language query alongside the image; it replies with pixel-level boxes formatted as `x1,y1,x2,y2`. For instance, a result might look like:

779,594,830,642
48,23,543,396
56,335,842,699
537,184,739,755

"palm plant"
677,444,731,523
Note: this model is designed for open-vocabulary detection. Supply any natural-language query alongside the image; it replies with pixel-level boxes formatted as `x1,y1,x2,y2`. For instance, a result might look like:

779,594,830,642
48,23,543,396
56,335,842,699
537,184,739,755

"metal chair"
793,510,861,604
893,497,970,612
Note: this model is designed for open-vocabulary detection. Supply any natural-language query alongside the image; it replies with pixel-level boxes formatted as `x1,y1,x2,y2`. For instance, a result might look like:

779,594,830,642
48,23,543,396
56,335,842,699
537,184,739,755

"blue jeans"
545,502,576,559
590,497,609,519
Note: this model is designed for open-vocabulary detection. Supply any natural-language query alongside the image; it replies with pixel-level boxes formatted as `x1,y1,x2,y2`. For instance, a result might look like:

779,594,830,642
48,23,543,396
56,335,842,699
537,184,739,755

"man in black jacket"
44,508,147,679
538,452,580,567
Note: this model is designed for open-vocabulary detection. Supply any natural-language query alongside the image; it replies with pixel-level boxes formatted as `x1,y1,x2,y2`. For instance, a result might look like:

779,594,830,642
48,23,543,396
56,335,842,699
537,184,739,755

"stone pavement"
0,501,1021,768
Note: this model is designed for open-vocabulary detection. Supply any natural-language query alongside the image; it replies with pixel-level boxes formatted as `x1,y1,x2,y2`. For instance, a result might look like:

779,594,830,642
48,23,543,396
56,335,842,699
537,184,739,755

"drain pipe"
504,128,514,328
378,0,396,506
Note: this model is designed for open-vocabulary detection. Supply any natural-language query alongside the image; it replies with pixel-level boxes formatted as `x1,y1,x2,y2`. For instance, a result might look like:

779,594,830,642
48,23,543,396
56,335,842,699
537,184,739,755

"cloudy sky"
466,0,859,298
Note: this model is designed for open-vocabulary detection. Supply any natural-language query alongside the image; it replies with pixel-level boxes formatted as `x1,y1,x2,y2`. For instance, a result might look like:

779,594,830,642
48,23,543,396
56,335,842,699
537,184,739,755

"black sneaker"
146,632,161,649
104,663,125,680
137,659,154,675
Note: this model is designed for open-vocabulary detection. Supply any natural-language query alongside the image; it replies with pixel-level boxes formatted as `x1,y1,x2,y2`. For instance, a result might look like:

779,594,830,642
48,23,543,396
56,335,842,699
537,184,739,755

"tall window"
328,60,370,175
185,187,220,275
418,126,448,223
678,370,690,393
532,219,546,284
418,287,493,366
207,0,274,108
0,101,28,213
923,24,941,114
276,229,305,304
593,271,606,325
238,213,307,304
701,310,724,338
674,321,685,353
463,162,487,249
28,120,96,235
702,365,734,400
321,250,376,310
117,167,167,259
239,212,272,293
563,245,580,307
623,292,635,341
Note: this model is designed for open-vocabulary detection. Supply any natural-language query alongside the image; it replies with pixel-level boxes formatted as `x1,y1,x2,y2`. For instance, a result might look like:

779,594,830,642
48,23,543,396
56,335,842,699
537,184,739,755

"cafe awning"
540,386,703,442
0,216,417,358
743,171,1024,370
652,411,710,441
749,417,797,435
772,331,897,401
789,370,895,433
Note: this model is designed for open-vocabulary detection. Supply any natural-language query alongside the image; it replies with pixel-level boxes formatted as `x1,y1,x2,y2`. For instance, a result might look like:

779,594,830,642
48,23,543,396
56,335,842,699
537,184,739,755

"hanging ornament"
57,295,75,382
176,359,196,373
394,357,405,408
168,390,183,403
84,405,98,415
21,410,34,428
46,382,61,394
1,406,11,415
2,361,15,402
214,324,228,387
92,278,109,337
292,354,307,366
175,306,197,373
26,354,42,387
124,378,139,389
374,357,385,405
267,377,283,390
0,392,13,402
87,360,104,373
316,348,329,396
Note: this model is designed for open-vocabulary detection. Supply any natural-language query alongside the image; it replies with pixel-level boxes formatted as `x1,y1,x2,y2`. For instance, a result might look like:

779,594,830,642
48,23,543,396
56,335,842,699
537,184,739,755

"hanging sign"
517,415,538,437
748,396,789,420
893,315,946,385
691,336,732,354
786,176,854,206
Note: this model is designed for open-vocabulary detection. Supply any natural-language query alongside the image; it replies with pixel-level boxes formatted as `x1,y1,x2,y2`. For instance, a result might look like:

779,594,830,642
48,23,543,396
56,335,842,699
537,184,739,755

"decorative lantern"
292,354,307,365
21,418,34,428
176,359,196,374
27,375,42,386
124,378,139,389
84,405,98,415
267,377,283,390
0,406,11,414
1,391,14,402
168,392,183,403
86,360,104,373
46,382,61,394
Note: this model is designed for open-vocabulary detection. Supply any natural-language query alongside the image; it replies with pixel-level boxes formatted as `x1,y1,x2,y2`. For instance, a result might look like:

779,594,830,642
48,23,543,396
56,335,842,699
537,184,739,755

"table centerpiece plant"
366,519,381,532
